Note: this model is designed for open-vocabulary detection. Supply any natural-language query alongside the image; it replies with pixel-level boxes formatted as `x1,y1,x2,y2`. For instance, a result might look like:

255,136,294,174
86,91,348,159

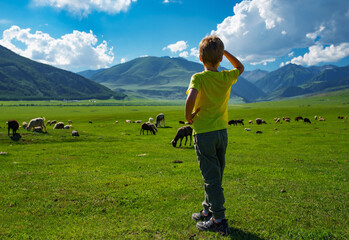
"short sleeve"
186,73,201,95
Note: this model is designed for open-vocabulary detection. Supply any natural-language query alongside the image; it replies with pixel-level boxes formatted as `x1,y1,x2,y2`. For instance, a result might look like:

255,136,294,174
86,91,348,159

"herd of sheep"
3,112,346,148
5,117,79,138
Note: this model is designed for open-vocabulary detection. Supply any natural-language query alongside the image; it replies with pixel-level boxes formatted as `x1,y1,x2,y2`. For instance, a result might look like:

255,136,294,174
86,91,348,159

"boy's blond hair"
199,35,224,67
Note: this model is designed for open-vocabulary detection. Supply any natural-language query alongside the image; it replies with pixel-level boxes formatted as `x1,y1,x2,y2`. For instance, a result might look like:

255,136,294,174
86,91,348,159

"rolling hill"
84,56,266,102
0,45,126,101
255,64,349,100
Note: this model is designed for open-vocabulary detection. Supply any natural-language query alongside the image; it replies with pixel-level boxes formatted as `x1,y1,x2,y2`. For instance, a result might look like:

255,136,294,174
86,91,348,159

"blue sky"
0,0,348,73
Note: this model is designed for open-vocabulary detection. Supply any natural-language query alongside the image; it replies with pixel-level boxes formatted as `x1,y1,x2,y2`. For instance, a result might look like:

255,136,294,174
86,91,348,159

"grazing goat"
248,120,253,124
304,118,311,124
149,117,154,123
140,123,157,135
22,121,28,129
295,116,303,121
171,125,193,147
318,116,325,121
7,120,19,136
155,113,165,127
256,118,266,125
275,118,281,123
27,117,47,132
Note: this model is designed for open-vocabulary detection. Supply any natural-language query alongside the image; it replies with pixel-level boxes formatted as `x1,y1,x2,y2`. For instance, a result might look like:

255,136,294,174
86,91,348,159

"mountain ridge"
0,45,126,100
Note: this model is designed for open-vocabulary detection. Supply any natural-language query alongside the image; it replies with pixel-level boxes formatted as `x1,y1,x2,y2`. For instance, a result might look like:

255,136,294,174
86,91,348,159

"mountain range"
80,56,349,102
0,43,348,102
0,45,125,101
80,56,266,102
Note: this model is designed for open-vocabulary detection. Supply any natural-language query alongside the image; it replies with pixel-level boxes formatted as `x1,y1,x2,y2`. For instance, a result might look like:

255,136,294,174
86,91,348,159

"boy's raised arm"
223,50,244,75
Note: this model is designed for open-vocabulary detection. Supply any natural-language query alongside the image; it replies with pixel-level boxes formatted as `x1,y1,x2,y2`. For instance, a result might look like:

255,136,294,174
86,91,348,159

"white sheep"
27,117,47,132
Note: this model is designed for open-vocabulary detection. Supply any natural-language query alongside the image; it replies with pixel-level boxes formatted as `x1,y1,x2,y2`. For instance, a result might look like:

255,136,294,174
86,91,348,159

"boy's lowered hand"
185,88,199,124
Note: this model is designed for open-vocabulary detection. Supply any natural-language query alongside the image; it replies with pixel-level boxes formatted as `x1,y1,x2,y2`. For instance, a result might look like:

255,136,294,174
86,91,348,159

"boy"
185,35,244,236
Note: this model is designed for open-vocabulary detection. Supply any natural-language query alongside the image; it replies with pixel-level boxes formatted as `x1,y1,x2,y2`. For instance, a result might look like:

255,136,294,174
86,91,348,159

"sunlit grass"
0,92,348,239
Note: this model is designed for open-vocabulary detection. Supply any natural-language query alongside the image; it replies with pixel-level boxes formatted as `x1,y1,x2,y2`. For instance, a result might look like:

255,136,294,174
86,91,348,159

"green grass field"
0,91,348,239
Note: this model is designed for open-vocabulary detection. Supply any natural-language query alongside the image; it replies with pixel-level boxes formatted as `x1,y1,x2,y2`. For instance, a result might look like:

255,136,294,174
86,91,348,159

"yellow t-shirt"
186,69,240,135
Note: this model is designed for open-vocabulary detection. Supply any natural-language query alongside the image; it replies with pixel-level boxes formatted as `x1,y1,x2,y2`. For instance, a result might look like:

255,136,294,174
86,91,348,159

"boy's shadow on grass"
229,227,265,240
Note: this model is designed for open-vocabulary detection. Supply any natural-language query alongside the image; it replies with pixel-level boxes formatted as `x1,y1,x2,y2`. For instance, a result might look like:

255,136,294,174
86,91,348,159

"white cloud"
290,43,349,66
212,0,349,66
0,25,114,71
32,0,137,16
179,51,189,58
163,40,188,53
190,47,199,58
250,58,275,66
120,58,126,63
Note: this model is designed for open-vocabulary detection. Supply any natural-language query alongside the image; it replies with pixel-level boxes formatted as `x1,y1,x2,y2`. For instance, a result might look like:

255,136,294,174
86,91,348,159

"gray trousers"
193,129,228,220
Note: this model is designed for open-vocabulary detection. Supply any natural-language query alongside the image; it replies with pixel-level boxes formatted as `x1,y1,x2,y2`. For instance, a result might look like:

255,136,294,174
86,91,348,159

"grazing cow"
171,125,193,147
228,120,237,126
156,113,165,127
256,118,266,125
7,120,19,136
295,116,303,121
22,121,28,129
304,118,311,124
140,123,157,135
229,119,244,126
236,119,244,125
27,117,47,132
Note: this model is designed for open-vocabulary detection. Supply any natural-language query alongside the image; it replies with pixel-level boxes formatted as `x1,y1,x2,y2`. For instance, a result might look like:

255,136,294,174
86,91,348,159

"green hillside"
89,56,266,102
0,45,126,100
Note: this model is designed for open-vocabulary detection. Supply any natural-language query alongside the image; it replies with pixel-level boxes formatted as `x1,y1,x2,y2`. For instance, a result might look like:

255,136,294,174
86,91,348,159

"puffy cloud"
190,48,199,58
179,51,189,58
120,58,126,63
212,0,349,66
32,0,137,16
163,40,188,53
0,25,114,71
290,43,349,66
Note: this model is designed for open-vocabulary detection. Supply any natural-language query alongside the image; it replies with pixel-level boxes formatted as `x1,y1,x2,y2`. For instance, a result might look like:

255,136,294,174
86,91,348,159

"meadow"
0,91,348,239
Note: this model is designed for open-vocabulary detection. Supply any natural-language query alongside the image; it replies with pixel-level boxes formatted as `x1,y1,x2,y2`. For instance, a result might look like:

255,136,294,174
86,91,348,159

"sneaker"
196,218,231,236
192,210,212,221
